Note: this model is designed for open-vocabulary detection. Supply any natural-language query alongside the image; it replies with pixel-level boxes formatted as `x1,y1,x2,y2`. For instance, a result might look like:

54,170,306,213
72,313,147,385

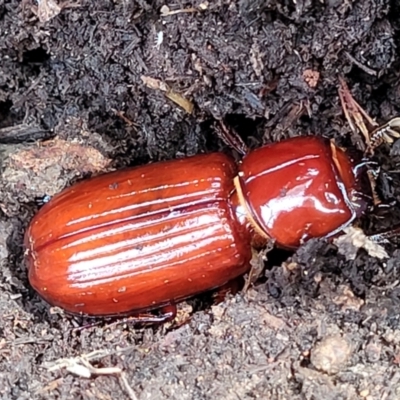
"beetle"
25,135,368,320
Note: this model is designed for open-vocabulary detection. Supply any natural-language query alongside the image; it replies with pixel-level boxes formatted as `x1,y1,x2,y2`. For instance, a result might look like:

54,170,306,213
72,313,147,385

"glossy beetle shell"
25,153,252,316
25,136,364,317
238,136,359,247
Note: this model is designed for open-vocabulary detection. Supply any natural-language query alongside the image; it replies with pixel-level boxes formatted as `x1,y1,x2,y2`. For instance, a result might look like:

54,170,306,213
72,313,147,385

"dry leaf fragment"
36,0,61,22
250,40,264,77
141,75,194,114
259,309,287,330
8,138,110,174
333,226,389,260
332,285,364,311
31,0,80,23
141,76,168,91
2,138,111,200
164,90,194,114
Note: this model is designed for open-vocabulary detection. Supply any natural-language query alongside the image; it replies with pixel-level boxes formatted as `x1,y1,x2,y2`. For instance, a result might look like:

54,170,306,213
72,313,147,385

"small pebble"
310,335,352,374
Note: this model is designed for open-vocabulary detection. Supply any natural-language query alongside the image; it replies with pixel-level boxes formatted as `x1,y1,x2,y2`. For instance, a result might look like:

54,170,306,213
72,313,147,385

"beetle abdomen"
25,153,252,316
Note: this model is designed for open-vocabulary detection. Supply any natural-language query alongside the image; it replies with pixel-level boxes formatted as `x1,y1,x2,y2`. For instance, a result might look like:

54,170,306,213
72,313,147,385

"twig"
344,52,377,76
161,7,198,16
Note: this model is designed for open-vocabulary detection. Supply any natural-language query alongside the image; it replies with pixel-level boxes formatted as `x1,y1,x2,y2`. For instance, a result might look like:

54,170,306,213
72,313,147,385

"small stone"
310,335,352,374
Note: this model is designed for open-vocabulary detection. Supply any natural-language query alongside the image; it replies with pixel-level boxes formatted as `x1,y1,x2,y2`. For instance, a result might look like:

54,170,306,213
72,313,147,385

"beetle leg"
107,305,178,326
212,277,245,304
242,245,274,292
369,117,400,151
109,305,178,329
130,304,177,324
367,170,382,207
73,305,178,331
368,224,400,245
214,120,249,156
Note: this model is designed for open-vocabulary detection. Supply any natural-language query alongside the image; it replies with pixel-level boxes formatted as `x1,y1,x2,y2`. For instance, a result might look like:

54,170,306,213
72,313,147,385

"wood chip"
302,69,320,88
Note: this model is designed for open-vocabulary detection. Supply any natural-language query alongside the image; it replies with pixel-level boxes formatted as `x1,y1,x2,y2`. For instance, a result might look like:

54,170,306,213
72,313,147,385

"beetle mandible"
25,135,368,319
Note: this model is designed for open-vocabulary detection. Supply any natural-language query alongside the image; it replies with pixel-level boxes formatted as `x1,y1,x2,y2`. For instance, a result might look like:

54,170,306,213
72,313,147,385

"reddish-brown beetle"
25,136,367,319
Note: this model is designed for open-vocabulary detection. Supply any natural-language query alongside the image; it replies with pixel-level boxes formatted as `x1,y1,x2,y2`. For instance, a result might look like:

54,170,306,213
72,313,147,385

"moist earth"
1,0,400,399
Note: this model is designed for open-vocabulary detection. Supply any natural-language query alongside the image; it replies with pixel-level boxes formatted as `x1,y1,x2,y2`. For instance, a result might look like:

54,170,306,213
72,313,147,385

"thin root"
338,77,377,151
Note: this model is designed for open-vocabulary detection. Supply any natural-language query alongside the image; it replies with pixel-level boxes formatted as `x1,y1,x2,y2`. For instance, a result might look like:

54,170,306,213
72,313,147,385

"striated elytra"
25,136,367,318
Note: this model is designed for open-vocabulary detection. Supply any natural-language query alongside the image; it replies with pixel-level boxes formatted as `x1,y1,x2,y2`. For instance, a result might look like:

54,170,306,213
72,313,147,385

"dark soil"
1,0,400,399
